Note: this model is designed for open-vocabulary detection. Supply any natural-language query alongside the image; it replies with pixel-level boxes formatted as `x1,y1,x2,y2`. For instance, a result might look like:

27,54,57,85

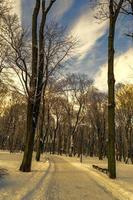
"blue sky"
14,0,133,91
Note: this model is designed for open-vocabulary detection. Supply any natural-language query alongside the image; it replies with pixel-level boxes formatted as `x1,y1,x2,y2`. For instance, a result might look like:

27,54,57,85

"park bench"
92,165,108,174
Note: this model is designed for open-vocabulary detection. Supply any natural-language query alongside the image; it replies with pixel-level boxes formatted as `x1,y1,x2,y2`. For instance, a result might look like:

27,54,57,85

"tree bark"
19,0,40,172
19,99,37,172
108,0,116,179
19,0,56,172
36,95,45,161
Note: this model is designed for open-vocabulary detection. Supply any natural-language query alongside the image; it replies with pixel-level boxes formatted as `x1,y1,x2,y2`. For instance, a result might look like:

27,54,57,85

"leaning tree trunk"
108,0,116,179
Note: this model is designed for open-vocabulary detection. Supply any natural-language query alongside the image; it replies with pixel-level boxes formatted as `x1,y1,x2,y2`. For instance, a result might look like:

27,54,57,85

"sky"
12,0,133,92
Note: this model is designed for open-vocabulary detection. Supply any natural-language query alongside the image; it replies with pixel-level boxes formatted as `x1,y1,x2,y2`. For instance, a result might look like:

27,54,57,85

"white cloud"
52,0,74,20
70,6,107,61
94,48,133,91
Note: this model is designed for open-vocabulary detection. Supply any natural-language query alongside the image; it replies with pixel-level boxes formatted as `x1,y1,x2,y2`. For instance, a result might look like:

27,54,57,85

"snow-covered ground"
0,152,133,200
62,155,133,200
0,151,50,200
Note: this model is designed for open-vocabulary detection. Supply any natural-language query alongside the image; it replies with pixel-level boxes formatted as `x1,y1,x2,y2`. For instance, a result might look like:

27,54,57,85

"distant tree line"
0,78,133,164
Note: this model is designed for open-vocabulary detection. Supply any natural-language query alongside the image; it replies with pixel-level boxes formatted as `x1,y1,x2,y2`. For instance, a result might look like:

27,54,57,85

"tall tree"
35,22,75,161
20,0,56,172
108,0,124,179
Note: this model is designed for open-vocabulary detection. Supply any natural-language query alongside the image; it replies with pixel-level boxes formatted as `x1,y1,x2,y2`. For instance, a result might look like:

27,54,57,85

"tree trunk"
36,124,42,161
19,99,36,172
52,130,57,154
108,0,116,179
36,94,45,161
19,0,40,172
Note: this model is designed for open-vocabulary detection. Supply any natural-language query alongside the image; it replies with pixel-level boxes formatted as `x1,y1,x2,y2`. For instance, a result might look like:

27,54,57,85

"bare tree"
0,0,9,18
107,0,124,179
0,0,75,168
90,0,129,178
116,84,133,164
20,0,57,172
87,88,107,160
0,13,31,95
0,0,11,73
34,21,76,160
55,74,93,156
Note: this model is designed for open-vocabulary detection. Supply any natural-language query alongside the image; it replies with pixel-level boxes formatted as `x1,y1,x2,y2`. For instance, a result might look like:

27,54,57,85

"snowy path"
0,152,133,200
45,156,116,200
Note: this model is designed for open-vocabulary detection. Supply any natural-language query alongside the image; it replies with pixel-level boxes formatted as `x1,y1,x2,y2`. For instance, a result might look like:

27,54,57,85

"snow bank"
62,155,133,200
0,151,50,200
1,152,133,200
